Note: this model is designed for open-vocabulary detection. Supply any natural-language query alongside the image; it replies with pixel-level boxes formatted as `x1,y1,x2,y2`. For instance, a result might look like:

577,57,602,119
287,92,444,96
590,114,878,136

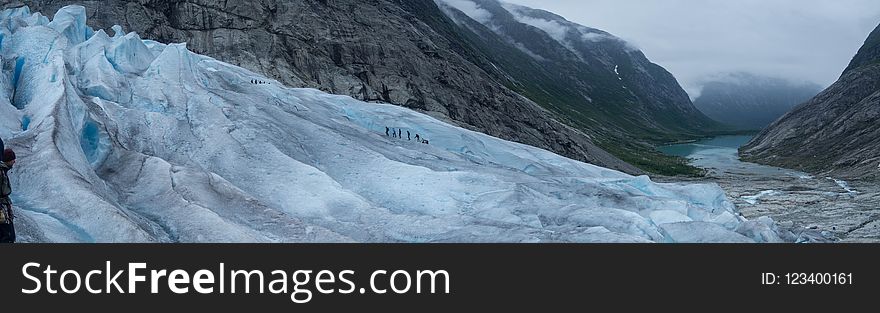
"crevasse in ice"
0,5,784,242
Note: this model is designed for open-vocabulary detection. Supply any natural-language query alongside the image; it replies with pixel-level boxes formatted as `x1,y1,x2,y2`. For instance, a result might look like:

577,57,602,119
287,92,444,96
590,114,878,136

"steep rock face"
844,23,880,73
741,24,880,180
1,0,639,173
438,0,721,139
694,73,821,130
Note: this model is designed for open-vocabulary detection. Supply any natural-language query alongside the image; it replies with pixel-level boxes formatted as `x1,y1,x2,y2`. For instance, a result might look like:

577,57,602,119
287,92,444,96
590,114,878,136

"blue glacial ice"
0,5,785,243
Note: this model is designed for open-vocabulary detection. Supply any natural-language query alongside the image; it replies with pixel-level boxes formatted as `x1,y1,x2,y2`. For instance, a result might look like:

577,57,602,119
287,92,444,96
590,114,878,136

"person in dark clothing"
0,149,16,243
398,129,402,138
407,131,411,140
392,129,397,138
385,127,390,136
415,134,420,142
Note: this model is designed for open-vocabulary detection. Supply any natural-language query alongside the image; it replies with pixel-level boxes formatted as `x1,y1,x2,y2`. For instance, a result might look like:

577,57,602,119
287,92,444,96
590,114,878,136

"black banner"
0,244,876,310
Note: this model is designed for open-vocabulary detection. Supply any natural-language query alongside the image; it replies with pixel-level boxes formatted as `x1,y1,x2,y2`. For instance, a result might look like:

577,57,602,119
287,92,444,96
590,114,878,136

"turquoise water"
658,135,806,177
658,136,753,157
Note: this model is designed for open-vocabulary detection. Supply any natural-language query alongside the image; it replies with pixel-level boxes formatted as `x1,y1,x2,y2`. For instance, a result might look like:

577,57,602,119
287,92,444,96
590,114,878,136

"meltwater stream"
659,136,880,242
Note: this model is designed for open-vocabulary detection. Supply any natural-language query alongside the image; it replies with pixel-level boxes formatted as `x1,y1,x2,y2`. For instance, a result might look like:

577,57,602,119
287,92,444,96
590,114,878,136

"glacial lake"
658,135,808,178
656,137,877,243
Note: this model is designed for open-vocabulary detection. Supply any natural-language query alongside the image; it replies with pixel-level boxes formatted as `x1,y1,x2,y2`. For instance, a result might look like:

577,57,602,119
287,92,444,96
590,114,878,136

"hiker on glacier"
0,149,17,243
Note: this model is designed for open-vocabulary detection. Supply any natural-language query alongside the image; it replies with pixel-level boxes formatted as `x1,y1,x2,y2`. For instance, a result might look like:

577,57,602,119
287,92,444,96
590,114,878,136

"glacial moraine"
658,136,880,242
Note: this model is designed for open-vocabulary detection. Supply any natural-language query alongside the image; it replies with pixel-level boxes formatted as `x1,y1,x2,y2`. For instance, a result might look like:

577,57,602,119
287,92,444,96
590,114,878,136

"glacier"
0,5,785,243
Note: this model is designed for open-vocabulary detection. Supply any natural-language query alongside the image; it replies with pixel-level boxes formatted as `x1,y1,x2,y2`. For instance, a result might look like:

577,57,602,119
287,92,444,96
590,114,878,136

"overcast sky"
503,0,880,98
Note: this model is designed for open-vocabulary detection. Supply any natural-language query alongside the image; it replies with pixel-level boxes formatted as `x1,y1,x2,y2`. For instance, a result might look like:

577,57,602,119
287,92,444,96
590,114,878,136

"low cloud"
436,0,494,24
501,3,571,42
581,32,613,43
501,3,641,55
504,0,880,98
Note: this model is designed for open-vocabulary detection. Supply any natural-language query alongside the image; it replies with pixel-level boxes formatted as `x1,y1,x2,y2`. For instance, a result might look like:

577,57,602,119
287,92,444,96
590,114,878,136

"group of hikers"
385,127,429,144
0,138,16,243
250,79,269,85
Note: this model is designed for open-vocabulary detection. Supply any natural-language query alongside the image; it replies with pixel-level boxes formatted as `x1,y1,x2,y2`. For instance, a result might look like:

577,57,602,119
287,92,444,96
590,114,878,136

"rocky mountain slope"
740,24,880,180
693,73,821,130
1,0,725,175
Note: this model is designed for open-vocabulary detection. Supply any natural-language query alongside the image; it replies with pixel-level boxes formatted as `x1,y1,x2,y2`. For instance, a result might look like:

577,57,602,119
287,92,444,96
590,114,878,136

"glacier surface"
0,6,783,243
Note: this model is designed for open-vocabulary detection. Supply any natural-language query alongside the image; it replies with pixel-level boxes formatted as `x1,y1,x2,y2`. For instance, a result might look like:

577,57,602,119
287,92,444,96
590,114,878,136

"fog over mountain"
693,73,822,130
505,0,880,98
742,23,880,180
